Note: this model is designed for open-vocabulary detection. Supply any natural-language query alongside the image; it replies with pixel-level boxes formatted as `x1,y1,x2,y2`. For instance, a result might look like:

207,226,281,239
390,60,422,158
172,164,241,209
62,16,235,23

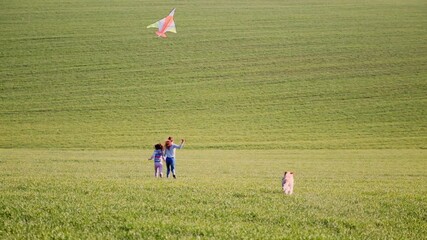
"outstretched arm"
176,139,185,149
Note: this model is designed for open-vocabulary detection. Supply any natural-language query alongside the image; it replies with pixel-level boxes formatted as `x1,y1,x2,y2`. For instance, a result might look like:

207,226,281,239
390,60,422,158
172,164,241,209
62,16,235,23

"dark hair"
154,143,163,150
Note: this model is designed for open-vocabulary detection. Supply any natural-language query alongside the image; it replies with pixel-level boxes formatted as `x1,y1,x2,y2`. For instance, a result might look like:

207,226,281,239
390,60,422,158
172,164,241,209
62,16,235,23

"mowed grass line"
1,149,426,239
1,0,426,149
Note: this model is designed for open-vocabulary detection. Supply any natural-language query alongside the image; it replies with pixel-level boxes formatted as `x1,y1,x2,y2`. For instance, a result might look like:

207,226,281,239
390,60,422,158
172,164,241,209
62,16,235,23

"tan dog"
282,171,294,195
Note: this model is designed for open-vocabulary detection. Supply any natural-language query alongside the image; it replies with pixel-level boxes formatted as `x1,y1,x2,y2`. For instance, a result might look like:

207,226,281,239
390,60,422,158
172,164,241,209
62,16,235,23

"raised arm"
175,139,185,149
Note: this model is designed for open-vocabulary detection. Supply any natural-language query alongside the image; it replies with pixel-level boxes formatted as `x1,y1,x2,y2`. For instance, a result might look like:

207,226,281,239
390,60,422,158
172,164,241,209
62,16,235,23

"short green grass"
1,149,426,239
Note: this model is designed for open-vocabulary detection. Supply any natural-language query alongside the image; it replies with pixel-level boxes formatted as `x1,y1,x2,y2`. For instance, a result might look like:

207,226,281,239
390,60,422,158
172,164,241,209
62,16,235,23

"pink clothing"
154,162,163,177
150,149,164,163
149,149,165,177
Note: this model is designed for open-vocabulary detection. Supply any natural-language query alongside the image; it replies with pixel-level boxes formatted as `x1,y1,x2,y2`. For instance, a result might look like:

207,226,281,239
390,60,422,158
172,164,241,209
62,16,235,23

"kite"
147,8,176,38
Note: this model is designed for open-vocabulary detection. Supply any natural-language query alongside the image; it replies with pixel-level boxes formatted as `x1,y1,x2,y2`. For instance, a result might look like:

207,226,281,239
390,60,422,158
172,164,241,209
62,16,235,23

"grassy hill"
1,1,426,238
1,0,426,149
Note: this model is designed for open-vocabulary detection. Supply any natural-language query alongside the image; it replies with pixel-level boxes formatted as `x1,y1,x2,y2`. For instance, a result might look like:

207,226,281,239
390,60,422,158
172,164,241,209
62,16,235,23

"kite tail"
156,32,167,38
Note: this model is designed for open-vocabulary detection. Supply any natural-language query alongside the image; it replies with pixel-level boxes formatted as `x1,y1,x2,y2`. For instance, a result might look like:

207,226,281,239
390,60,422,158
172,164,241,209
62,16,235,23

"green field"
1,0,426,149
1,0,426,238
1,149,426,239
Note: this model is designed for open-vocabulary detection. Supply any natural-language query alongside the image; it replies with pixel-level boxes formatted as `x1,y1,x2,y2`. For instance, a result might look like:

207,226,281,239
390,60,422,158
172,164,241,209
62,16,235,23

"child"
164,137,185,179
148,143,165,178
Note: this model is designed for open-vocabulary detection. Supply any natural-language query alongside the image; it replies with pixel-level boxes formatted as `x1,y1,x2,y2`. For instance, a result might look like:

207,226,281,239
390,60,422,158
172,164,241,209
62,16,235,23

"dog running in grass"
282,171,294,195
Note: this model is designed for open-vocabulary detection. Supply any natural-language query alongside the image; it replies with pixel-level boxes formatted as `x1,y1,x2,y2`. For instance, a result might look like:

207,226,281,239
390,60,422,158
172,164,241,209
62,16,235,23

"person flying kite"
147,8,176,38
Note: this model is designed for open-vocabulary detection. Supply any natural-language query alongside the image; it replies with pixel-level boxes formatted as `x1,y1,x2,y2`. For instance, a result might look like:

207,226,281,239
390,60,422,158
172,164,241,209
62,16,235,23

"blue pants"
166,157,176,177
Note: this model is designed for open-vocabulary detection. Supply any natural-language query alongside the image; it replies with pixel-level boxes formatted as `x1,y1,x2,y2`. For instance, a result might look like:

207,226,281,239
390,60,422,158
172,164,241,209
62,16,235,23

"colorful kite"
147,8,176,38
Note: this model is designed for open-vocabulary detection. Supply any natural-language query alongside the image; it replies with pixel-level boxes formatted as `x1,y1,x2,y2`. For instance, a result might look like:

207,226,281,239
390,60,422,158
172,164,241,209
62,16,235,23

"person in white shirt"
164,137,185,179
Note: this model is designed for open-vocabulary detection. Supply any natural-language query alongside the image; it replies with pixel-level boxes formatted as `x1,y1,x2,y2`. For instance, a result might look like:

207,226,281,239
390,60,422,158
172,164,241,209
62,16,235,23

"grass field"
1,0,426,238
1,149,426,239
1,0,426,149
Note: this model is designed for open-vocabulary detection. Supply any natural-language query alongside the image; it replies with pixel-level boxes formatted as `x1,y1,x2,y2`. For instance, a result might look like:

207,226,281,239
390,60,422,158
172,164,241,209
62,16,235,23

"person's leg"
159,163,163,178
155,163,163,178
154,165,158,177
166,157,172,178
171,158,176,178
